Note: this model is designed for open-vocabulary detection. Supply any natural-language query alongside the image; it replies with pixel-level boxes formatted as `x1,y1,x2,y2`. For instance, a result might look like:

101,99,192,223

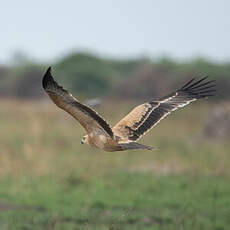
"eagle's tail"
119,142,156,151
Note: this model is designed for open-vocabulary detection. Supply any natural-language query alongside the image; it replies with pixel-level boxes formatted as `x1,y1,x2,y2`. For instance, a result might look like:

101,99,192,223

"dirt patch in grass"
0,203,46,212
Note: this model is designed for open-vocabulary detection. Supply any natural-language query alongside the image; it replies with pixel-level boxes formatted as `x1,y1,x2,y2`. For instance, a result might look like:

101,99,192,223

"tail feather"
119,142,155,151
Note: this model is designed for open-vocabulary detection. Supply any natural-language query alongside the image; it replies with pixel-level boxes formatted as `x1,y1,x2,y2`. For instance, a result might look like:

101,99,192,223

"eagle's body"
42,67,215,152
84,130,122,152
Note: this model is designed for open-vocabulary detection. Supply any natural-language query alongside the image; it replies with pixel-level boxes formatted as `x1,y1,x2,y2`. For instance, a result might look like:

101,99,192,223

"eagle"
42,67,215,152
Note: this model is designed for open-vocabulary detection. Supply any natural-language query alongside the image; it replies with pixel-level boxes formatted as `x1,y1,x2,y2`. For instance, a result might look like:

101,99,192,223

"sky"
1,0,230,64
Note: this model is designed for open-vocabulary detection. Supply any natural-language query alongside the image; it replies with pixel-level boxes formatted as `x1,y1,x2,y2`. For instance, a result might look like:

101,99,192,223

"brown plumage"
42,67,215,152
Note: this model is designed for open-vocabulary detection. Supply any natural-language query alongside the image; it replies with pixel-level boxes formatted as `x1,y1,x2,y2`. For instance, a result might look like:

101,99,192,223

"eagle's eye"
81,137,85,144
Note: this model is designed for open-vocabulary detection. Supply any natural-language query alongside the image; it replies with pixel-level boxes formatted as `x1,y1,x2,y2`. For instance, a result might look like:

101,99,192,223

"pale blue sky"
1,0,230,63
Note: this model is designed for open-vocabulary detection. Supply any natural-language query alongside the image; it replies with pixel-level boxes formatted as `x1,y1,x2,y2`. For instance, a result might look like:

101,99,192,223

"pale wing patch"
113,102,159,141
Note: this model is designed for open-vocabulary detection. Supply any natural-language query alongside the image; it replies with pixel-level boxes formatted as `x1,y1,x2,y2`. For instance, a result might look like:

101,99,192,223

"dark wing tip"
42,66,70,96
42,66,53,90
179,77,216,99
180,78,196,90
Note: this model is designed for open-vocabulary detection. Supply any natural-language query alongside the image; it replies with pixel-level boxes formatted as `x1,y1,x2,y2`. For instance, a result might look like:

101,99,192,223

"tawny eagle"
42,67,215,152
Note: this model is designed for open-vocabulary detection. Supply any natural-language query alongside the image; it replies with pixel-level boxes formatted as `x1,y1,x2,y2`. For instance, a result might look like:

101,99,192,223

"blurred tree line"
0,52,229,101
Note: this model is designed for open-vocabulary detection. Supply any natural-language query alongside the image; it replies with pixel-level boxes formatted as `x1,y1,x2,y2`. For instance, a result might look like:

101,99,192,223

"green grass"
1,174,230,229
0,100,229,229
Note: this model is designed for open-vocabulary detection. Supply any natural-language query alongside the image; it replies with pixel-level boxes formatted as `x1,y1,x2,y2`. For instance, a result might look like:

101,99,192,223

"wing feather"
113,77,215,142
42,67,114,138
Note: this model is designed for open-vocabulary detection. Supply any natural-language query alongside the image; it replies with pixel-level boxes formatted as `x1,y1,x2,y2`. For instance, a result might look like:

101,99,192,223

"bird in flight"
42,67,215,152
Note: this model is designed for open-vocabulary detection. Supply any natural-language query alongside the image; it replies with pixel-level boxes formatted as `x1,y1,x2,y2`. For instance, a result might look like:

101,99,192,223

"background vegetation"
0,52,229,100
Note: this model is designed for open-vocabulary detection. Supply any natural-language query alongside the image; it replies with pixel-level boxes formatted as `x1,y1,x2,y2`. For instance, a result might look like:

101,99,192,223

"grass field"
0,99,229,230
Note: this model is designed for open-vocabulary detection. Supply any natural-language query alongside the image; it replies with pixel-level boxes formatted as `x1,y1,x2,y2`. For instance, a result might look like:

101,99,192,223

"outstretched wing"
42,67,114,138
113,77,215,142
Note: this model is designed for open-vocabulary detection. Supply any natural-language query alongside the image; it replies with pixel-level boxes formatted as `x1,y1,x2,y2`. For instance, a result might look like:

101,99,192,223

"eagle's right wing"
42,67,114,138
113,77,215,142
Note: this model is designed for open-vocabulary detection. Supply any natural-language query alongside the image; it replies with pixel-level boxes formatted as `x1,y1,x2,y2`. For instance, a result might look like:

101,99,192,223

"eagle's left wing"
113,77,215,142
42,67,114,138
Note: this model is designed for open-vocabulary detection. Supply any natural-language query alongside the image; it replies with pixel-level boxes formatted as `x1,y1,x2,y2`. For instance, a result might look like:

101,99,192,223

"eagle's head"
81,135,89,145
